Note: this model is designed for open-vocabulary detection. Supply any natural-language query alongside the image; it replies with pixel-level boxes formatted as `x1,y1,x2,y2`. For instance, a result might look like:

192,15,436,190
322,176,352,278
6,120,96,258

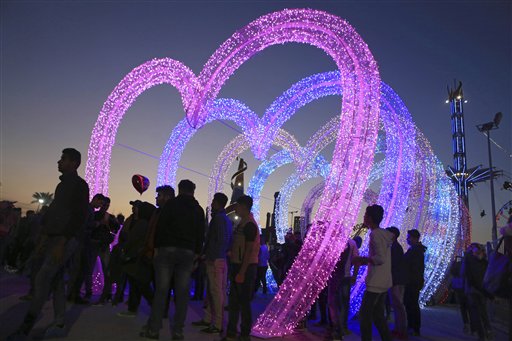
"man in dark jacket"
465,243,493,340
386,227,408,339
8,148,89,341
403,229,426,337
142,180,205,341
91,196,120,305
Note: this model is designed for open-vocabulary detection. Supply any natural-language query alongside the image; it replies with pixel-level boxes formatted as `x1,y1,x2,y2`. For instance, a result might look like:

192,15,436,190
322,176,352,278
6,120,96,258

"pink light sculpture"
87,8,380,337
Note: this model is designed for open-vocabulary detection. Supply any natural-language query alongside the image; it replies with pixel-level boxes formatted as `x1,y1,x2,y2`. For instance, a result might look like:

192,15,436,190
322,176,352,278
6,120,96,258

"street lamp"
476,112,502,246
37,198,44,212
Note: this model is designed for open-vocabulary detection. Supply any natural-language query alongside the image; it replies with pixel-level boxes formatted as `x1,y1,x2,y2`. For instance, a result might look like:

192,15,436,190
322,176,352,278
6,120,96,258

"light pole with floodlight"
476,112,503,246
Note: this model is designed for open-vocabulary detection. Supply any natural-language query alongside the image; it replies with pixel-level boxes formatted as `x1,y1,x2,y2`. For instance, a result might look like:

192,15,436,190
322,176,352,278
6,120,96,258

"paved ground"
0,271,509,341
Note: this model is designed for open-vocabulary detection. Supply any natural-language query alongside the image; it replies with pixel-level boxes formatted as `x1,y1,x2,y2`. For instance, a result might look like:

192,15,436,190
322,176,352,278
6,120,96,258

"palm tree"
31,192,54,210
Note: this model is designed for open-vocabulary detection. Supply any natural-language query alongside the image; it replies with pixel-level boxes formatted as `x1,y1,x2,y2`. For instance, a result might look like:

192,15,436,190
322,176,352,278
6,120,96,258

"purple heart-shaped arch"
86,8,380,336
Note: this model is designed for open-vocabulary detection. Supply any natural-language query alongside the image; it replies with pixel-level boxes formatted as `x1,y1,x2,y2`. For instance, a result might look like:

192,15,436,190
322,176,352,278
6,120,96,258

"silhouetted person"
7,148,89,341
91,196,120,305
193,192,232,334
117,201,156,316
254,235,269,294
141,180,204,341
327,236,360,340
385,226,408,340
221,195,260,341
465,243,494,340
449,253,471,334
403,229,426,336
354,205,393,341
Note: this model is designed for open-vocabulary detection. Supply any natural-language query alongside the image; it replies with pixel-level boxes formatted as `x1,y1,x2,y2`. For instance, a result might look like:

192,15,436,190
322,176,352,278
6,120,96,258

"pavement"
0,270,509,341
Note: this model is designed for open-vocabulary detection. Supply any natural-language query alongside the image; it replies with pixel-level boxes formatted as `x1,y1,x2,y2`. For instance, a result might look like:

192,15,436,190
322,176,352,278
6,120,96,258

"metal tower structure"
445,81,492,208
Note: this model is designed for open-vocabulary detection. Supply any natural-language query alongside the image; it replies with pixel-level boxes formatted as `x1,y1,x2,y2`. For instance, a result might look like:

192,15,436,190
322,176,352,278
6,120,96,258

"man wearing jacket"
193,192,233,334
142,180,205,341
8,148,89,341
403,229,426,337
354,204,393,341
386,226,408,340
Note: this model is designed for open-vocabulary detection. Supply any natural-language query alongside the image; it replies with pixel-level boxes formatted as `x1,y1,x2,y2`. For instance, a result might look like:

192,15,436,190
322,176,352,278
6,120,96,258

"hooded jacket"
366,228,394,293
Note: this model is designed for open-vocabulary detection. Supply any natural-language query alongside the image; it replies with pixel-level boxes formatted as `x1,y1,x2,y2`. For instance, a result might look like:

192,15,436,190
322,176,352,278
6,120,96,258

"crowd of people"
0,147,509,341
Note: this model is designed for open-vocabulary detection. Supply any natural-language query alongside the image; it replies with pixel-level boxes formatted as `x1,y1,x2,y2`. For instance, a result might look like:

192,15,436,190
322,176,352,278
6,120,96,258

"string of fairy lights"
85,8,463,337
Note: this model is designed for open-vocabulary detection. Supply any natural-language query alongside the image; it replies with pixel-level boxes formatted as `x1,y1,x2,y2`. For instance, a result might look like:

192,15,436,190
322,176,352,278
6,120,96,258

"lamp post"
37,198,44,212
476,112,502,247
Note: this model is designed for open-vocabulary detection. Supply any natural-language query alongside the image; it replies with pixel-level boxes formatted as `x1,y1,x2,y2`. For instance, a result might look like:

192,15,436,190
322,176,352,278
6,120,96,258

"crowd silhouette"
0,148,510,341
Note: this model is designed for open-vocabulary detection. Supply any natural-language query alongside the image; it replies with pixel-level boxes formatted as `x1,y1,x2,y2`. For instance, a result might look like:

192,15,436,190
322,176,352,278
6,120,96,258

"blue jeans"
21,236,78,332
148,247,195,334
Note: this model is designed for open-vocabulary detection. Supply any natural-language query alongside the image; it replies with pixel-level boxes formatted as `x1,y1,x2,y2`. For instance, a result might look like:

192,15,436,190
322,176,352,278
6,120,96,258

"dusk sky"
1,1,510,244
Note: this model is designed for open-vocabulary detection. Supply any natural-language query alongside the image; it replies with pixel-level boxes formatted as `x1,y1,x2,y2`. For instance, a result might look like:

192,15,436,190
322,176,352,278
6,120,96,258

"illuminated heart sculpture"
87,8,380,336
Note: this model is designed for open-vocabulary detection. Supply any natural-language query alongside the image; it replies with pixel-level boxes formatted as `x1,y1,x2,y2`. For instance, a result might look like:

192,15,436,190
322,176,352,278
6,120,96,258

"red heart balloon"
131,174,150,195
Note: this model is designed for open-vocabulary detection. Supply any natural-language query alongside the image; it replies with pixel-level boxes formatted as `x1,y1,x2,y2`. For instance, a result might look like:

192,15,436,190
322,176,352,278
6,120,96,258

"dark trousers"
127,275,154,312
359,291,392,341
328,278,351,334
254,265,268,293
454,289,470,326
404,285,421,333
20,236,78,333
468,292,491,339
226,263,257,338
68,240,94,299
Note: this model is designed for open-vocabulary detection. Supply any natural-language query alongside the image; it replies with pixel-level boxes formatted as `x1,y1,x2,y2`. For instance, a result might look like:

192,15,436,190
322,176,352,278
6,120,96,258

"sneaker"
117,310,137,317
411,330,421,337
139,329,159,340
19,294,33,301
392,331,408,340
191,319,210,327
313,320,328,327
5,330,28,341
218,337,236,341
92,300,105,306
73,296,90,305
171,331,184,340
331,333,343,341
42,324,66,338
200,325,222,334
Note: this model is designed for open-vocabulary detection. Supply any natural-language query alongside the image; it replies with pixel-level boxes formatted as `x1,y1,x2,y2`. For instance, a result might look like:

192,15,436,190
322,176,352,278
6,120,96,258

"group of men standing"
356,205,426,341
6,147,427,341
7,148,262,341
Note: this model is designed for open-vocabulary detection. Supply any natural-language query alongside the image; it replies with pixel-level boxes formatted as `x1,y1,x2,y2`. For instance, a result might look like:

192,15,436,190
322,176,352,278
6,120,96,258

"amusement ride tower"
446,81,492,208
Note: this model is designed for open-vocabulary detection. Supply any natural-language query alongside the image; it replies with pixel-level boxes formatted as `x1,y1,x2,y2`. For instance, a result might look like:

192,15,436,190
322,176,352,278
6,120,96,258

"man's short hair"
408,229,421,240
62,148,81,167
103,196,111,204
92,193,105,201
213,192,228,208
366,204,384,225
386,226,400,238
156,185,175,198
178,179,196,194
236,195,253,211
